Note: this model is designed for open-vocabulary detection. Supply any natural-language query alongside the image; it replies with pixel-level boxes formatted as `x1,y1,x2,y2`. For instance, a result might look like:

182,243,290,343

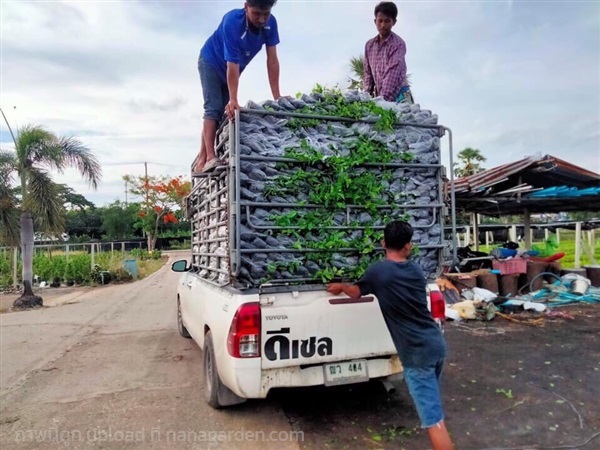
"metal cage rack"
188,108,457,292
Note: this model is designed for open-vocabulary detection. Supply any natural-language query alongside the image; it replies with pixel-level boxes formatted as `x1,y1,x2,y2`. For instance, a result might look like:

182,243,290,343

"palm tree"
454,147,487,178
347,55,412,91
348,55,365,90
0,125,101,309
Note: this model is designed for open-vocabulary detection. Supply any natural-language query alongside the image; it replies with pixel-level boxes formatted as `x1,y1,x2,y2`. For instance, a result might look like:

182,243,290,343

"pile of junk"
439,238,600,322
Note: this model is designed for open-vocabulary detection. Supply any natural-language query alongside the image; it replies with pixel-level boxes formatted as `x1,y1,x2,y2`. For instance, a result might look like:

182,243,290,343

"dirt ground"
266,304,600,450
0,285,97,312
2,280,599,449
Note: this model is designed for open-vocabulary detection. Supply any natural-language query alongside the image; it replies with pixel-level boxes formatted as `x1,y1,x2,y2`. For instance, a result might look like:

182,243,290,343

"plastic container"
570,279,590,295
492,258,527,275
123,259,139,279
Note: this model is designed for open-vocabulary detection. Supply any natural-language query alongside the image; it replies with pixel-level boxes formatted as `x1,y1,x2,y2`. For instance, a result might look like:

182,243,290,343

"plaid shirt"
363,31,408,102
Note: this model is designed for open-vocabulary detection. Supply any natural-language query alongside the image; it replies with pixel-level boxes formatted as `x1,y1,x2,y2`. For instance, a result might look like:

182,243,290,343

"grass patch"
138,257,167,278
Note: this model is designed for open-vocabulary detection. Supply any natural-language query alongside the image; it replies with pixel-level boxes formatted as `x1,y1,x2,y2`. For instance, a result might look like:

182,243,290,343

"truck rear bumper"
224,355,403,399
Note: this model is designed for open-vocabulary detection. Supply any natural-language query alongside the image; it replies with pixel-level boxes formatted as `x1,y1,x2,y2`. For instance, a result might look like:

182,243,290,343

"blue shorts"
198,57,229,121
403,358,445,428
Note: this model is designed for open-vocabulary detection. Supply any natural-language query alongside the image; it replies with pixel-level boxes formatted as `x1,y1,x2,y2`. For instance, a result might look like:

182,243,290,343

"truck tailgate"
260,289,395,370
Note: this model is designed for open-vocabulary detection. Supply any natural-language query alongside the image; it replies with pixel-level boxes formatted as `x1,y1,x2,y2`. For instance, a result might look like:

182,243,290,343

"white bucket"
571,279,590,296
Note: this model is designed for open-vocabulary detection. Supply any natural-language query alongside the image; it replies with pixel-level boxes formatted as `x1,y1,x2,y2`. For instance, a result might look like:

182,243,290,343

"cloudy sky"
1,0,599,206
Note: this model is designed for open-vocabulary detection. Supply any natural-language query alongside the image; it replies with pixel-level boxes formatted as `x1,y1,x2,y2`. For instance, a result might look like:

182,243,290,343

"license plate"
323,359,369,386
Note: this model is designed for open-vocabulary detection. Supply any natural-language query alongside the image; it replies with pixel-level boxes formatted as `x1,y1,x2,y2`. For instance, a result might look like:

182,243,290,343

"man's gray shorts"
198,57,229,121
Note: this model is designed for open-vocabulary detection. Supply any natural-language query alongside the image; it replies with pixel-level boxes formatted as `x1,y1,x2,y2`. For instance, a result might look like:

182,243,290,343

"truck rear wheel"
203,331,247,408
204,331,223,408
177,298,191,338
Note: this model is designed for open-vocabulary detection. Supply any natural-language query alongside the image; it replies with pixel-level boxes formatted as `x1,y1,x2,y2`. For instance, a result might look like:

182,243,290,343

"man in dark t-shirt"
327,221,453,450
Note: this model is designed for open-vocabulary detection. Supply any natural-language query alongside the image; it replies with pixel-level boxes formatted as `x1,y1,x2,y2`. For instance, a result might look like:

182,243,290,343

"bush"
168,239,191,250
110,268,134,282
129,248,162,260
91,265,112,285
64,254,92,285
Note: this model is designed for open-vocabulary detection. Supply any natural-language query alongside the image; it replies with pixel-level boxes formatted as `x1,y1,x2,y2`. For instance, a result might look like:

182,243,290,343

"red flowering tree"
124,175,191,251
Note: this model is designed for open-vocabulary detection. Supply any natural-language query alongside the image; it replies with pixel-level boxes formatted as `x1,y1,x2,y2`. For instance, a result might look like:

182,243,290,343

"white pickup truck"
176,103,454,408
172,260,446,408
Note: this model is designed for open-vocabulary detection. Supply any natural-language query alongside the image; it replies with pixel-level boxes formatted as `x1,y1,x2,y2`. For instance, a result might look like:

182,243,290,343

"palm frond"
54,136,102,188
349,55,365,79
0,170,20,246
0,150,17,173
15,125,57,166
23,168,65,233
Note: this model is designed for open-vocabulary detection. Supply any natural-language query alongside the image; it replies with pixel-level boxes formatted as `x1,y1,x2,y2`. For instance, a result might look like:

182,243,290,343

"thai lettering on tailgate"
264,328,333,361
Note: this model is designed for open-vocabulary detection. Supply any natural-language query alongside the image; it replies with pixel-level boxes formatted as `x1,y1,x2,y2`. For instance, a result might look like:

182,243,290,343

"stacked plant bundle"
209,87,444,288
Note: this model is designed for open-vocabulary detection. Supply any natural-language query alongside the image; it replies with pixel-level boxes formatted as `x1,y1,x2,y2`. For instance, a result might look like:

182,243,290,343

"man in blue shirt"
327,221,454,450
195,0,282,173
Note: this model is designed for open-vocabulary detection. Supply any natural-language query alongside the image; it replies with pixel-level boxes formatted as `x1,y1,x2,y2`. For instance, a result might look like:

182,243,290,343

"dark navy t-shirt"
356,259,446,368
200,9,280,82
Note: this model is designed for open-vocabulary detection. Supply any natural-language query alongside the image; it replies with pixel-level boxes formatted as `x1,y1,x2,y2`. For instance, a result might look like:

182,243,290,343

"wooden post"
556,228,560,244
544,229,549,241
91,243,95,270
510,225,517,242
66,244,70,263
574,222,582,269
485,231,491,247
465,226,471,247
523,208,531,250
472,213,480,251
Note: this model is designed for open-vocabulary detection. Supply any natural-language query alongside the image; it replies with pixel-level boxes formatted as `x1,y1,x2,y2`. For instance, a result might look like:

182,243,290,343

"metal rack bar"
240,154,443,169
244,205,439,230
239,245,446,254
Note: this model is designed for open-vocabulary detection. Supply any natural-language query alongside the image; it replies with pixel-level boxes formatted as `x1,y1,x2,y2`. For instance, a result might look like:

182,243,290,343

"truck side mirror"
171,260,190,272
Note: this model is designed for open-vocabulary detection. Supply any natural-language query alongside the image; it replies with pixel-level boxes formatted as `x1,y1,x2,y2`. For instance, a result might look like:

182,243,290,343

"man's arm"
266,45,281,100
379,43,407,102
363,44,375,96
226,62,241,118
326,283,362,299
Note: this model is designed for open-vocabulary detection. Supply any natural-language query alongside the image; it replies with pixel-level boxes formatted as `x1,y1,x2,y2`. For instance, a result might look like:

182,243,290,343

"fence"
0,241,147,289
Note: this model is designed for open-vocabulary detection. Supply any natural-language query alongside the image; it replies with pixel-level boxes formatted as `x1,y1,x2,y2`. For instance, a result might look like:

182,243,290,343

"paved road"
0,252,300,450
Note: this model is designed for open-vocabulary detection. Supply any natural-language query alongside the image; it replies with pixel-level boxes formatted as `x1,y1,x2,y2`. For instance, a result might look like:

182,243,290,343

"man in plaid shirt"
363,2,414,104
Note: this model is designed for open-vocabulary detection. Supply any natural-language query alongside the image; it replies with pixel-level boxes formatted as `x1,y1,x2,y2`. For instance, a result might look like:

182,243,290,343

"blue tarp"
528,186,600,198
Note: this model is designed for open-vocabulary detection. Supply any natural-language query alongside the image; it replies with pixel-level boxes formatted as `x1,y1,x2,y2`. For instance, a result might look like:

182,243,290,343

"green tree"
101,201,140,240
125,175,190,251
65,207,103,239
454,147,487,178
57,184,95,210
1,125,101,309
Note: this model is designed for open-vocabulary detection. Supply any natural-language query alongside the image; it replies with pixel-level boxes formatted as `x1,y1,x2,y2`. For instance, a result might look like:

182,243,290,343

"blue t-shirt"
356,259,446,368
200,9,280,82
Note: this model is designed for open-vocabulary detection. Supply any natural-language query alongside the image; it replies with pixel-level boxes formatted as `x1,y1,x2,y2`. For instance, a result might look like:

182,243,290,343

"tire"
177,298,191,338
204,331,223,408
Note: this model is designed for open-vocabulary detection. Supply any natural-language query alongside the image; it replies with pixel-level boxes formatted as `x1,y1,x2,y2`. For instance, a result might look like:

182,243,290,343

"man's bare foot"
193,161,205,173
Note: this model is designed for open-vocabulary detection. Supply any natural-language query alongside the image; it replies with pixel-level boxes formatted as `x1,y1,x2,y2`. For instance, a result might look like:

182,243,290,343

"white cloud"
1,0,599,207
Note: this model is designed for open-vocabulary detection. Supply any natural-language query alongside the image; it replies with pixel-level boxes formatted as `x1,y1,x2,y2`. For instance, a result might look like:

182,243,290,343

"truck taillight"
227,303,261,358
429,290,446,320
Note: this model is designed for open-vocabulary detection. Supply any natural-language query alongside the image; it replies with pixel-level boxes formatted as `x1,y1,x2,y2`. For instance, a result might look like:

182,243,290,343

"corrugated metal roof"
451,154,600,216
454,154,600,193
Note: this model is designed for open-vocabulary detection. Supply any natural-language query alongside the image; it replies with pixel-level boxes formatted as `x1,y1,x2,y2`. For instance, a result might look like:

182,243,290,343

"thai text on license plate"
324,359,369,386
